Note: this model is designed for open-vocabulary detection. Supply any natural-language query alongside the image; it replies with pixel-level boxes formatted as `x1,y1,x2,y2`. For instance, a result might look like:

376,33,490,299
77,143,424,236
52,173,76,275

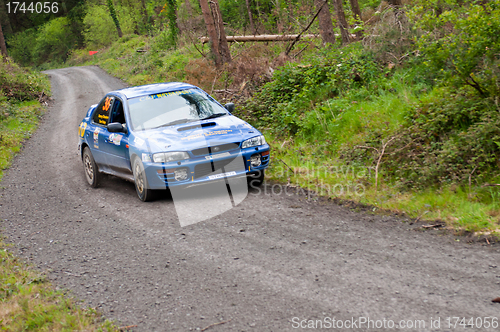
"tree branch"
285,0,328,55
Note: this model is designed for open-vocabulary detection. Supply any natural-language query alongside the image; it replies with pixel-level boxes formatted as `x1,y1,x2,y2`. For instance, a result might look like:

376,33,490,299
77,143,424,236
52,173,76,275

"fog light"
174,168,188,181
250,154,261,167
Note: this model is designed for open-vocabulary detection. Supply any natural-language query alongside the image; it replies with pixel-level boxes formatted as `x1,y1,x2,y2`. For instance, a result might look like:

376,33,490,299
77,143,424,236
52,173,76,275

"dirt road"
1,66,499,331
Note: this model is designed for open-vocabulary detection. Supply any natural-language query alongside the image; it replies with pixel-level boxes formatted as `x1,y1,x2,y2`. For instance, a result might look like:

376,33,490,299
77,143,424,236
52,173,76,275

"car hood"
132,115,259,153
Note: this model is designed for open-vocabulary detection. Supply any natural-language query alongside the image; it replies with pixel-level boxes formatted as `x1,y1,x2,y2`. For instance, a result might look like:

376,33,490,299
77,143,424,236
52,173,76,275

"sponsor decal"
102,97,112,111
182,129,233,141
205,152,231,160
134,137,145,146
78,122,87,138
142,153,151,162
109,133,122,146
93,127,100,149
208,171,236,180
139,89,194,102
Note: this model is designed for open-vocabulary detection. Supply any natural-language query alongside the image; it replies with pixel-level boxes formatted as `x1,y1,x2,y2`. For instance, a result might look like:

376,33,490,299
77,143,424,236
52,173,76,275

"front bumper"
142,144,270,190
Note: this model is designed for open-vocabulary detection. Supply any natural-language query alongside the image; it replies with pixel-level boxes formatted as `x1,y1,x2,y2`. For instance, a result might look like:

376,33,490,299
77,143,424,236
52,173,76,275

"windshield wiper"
150,118,197,129
201,113,227,120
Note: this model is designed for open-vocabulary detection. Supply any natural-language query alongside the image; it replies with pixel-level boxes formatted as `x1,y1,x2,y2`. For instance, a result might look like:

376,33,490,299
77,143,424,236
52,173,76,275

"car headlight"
242,135,266,149
153,151,189,163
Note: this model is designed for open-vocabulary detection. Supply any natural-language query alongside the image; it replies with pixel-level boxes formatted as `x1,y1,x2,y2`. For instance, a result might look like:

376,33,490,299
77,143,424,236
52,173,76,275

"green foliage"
6,29,38,66
7,17,78,66
411,0,500,98
382,87,500,187
246,44,382,135
35,17,78,64
83,4,135,48
0,60,49,101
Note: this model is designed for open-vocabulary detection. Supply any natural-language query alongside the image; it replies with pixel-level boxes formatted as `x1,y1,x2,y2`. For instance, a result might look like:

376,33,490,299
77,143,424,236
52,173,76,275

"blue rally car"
78,82,270,201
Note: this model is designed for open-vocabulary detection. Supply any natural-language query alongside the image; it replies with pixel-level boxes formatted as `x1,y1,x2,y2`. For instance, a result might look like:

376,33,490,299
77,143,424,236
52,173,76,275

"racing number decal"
78,122,87,137
102,97,112,112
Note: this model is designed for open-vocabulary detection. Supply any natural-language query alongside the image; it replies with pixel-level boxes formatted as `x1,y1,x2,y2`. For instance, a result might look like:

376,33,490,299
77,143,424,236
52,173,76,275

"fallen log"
200,34,319,44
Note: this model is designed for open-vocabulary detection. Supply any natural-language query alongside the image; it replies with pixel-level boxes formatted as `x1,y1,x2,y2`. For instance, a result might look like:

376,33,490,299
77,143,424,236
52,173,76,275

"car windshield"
127,89,228,130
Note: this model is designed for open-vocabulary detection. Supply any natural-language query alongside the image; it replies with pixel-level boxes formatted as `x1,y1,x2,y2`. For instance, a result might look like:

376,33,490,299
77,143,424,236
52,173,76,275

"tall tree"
200,0,221,66
166,0,179,48
333,0,350,44
315,0,335,44
349,0,363,39
107,0,123,38
210,0,231,63
199,0,231,66
0,22,7,61
245,0,256,34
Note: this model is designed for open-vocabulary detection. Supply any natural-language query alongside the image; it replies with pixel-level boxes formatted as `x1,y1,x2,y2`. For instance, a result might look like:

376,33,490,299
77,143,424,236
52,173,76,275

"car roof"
115,82,197,99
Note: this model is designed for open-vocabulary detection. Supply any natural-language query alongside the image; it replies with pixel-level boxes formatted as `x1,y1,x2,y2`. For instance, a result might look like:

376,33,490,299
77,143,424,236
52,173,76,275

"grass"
266,136,500,237
0,101,42,181
0,241,117,331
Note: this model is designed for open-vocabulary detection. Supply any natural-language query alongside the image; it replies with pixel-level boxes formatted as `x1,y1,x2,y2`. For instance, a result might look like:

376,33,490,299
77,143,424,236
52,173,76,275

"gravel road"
1,66,500,331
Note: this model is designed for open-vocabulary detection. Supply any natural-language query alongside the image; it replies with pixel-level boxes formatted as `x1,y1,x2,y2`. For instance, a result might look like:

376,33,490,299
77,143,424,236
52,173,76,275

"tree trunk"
274,0,283,33
199,0,222,66
209,0,231,64
0,0,13,34
315,0,335,44
185,0,193,16
387,0,402,6
333,0,350,44
349,0,363,39
245,0,256,34
0,22,7,61
140,0,148,27
107,0,123,38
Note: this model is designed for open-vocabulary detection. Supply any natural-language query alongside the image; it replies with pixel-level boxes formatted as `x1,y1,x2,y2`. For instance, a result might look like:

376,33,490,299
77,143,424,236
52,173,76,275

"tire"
247,170,265,188
83,146,100,188
132,158,154,202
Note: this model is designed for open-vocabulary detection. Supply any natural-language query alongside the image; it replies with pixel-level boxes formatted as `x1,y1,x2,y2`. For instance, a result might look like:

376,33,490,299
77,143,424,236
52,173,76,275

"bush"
0,60,49,101
34,17,78,64
83,4,136,48
7,29,38,66
245,43,381,135
7,18,77,66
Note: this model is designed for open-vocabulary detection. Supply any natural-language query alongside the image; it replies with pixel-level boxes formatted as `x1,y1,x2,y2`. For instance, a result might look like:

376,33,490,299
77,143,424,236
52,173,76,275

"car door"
89,95,114,167
99,97,131,172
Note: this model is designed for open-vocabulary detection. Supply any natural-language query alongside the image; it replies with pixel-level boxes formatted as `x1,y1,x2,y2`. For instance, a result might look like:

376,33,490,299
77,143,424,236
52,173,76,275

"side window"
109,98,125,124
92,96,114,125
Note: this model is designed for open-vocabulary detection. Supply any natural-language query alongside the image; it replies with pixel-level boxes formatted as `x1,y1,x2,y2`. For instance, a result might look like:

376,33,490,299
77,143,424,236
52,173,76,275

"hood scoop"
177,122,216,132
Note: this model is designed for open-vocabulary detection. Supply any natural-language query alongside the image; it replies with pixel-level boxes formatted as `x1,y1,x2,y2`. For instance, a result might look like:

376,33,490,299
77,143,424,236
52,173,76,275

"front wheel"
133,158,154,202
83,146,100,188
247,170,265,188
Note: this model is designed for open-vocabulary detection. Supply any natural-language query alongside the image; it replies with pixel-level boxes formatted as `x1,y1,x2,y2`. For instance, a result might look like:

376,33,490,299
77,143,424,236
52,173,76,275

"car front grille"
194,156,246,179
191,142,240,156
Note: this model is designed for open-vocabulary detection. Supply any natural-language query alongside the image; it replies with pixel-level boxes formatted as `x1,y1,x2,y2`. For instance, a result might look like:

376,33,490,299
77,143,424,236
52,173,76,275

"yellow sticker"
78,122,87,137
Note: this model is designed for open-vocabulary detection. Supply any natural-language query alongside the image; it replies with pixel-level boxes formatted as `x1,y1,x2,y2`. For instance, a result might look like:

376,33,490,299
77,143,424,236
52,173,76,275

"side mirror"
224,102,235,113
108,122,126,133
